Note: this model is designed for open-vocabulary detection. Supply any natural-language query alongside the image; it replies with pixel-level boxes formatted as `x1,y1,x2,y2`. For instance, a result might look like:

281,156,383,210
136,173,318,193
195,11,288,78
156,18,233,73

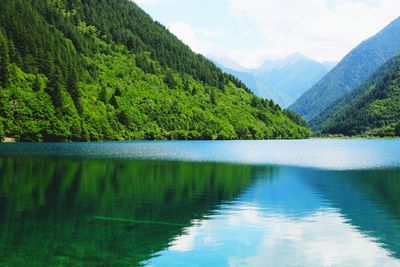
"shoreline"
1,137,400,143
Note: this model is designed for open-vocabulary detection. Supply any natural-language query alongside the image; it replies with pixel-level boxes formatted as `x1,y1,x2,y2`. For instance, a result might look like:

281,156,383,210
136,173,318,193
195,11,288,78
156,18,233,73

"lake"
0,139,400,266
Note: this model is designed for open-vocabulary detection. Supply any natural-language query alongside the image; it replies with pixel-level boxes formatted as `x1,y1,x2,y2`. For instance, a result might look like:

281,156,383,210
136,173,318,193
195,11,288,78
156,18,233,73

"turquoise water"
0,139,400,266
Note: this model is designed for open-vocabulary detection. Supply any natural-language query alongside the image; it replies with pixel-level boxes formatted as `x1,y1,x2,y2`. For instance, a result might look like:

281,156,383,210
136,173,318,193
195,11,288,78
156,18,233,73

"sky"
134,0,400,68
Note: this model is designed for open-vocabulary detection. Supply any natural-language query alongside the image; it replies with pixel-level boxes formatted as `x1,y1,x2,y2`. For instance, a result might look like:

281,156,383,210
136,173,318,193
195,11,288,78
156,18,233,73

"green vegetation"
312,54,400,137
0,0,310,141
290,17,400,121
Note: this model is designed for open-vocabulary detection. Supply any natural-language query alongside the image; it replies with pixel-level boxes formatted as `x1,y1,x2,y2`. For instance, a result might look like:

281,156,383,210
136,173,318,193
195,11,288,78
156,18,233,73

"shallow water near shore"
0,139,400,266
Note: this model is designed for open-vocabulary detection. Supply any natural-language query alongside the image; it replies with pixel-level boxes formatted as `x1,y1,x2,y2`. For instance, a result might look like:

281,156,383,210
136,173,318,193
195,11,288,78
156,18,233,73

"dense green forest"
0,0,310,141
290,16,400,122
311,54,400,137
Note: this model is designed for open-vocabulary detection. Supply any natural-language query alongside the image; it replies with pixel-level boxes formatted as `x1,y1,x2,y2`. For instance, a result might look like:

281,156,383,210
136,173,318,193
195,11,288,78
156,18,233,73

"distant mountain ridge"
211,59,291,107
212,53,332,107
211,57,248,72
252,53,333,104
290,16,400,121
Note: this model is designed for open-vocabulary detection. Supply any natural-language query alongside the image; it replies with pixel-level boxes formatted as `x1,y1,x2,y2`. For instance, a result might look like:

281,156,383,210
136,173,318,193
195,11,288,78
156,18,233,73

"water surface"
0,140,400,266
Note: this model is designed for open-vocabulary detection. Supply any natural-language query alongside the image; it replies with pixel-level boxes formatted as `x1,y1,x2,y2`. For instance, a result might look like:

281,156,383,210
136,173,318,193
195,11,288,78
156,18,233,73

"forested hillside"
312,54,400,137
0,0,310,141
290,17,400,121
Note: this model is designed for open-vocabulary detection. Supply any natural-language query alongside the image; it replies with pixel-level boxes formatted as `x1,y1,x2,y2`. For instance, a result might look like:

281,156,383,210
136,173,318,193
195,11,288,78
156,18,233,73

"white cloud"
200,28,231,39
167,22,267,68
228,0,400,63
168,22,210,54
168,22,234,58
136,0,400,68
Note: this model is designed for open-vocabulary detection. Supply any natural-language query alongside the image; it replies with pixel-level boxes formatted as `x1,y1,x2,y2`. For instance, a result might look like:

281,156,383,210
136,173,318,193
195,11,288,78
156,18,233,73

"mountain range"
311,53,400,137
211,59,291,107
290,16,400,121
252,54,334,106
212,54,334,107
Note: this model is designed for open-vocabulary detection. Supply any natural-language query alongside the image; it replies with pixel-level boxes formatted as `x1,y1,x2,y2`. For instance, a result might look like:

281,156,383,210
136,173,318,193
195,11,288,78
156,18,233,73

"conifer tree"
183,79,190,91
0,29,9,88
46,65,64,109
33,74,41,92
110,88,121,108
210,89,216,105
67,68,81,112
164,71,176,89
218,74,225,92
